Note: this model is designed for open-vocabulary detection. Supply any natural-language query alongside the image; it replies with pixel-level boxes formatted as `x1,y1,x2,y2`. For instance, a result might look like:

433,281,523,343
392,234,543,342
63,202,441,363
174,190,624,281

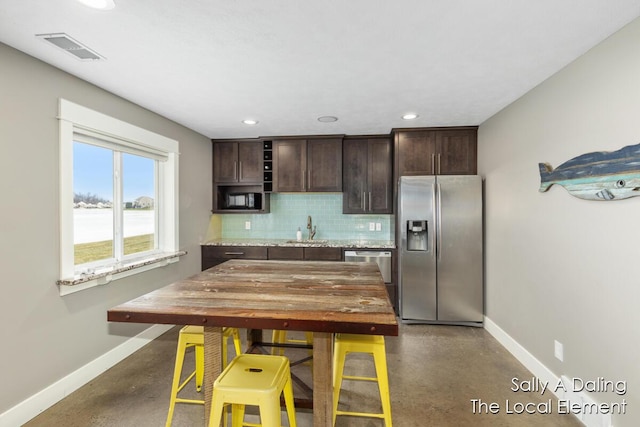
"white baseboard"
0,324,174,427
484,317,612,427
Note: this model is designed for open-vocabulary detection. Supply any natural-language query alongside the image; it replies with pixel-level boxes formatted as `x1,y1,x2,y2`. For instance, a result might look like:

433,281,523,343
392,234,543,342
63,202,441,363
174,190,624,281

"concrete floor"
23,324,582,427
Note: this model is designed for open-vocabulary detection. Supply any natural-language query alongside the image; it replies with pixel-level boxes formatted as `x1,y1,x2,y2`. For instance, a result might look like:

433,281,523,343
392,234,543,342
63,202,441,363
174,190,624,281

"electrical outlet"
554,340,563,362
375,223,381,231
245,221,251,230
369,222,375,231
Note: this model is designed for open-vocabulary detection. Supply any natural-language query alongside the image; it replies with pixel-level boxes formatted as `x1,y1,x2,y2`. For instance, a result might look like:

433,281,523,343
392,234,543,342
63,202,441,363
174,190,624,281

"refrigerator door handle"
437,182,442,261
432,182,438,256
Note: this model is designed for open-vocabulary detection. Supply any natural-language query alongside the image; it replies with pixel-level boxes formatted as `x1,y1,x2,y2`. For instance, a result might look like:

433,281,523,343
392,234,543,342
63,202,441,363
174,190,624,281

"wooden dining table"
107,259,398,426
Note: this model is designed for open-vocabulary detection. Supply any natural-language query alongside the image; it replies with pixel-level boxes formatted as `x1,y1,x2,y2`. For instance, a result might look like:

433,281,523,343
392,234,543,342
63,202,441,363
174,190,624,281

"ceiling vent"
36,33,104,61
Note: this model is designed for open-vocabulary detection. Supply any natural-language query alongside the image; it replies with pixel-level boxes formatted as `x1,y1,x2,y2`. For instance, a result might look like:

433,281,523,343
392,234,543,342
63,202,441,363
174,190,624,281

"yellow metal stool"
166,325,242,426
271,330,313,356
332,334,392,427
208,354,297,427
222,327,243,368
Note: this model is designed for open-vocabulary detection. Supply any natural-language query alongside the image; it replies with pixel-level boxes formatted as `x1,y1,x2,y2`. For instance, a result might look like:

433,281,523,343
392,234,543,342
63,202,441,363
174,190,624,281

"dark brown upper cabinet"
212,139,269,213
272,139,306,192
213,140,263,183
343,136,393,214
273,137,343,192
394,127,477,177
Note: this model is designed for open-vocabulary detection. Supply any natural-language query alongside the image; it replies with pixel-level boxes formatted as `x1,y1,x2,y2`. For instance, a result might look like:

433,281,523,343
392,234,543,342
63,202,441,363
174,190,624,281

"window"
72,140,157,265
58,99,181,294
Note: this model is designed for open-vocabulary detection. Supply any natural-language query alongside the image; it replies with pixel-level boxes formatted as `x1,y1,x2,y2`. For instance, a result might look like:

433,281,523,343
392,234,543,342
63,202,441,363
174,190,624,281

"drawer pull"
224,252,245,256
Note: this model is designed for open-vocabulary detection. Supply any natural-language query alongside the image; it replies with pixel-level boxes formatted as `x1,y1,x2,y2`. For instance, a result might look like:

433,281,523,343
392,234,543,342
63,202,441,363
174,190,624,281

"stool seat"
208,354,297,427
166,326,241,426
332,333,392,426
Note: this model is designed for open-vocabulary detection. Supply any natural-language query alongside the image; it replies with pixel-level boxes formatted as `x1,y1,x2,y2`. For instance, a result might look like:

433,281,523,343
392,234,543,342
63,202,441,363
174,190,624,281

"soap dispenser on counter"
296,227,302,241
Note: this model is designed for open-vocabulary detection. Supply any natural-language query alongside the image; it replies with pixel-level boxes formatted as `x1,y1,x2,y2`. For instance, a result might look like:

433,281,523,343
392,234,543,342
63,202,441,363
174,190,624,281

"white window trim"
57,99,182,295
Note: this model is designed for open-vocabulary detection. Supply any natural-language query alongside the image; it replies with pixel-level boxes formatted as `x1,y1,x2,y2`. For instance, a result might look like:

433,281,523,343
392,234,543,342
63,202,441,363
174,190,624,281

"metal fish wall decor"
539,143,640,201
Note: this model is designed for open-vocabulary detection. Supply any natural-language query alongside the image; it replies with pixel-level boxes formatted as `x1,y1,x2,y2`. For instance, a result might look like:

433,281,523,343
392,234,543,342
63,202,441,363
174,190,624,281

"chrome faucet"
307,215,317,240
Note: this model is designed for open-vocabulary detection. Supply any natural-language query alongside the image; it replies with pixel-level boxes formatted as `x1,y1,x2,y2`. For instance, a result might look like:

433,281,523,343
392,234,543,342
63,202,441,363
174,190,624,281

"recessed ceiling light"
242,119,258,125
317,116,338,123
76,0,116,10
402,113,419,120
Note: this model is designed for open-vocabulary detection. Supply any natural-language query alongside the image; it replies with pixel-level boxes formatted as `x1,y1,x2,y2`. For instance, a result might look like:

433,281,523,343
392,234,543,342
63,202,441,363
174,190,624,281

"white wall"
479,17,640,427
0,43,211,420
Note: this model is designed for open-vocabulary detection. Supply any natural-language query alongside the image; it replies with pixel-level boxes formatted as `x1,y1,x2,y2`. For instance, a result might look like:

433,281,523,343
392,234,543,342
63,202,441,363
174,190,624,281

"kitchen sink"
285,239,328,245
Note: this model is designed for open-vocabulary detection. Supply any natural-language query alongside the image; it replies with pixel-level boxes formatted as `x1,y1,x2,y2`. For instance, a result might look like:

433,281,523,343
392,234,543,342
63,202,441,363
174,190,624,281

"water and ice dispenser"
406,220,428,251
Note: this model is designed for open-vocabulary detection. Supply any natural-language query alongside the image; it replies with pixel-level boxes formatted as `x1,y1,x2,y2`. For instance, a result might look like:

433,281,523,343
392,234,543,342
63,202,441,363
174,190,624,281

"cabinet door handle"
431,154,435,174
437,153,441,175
362,191,366,211
233,161,238,180
224,252,245,256
369,191,372,211
307,170,311,190
302,170,306,190
238,161,243,180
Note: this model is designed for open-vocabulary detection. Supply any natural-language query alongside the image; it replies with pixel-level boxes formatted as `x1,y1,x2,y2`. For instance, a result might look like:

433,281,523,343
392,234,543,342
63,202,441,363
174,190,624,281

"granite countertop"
202,238,395,249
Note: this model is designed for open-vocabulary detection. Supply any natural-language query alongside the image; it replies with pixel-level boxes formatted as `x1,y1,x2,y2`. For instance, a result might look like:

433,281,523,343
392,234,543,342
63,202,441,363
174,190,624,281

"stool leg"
222,334,229,368
207,390,225,427
373,346,392,427
270,330,281,355
332,344,347,426
166,333,187,427
259,399,282,427
231,403,245,427
283,376,297,427
304,332,314,363
231,328,242,356
222,403,228,427
304,331,314,344
195,343,204,392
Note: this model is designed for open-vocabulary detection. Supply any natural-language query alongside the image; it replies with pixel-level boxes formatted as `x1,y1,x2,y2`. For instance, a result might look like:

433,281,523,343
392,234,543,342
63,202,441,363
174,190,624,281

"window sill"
57,251,187,296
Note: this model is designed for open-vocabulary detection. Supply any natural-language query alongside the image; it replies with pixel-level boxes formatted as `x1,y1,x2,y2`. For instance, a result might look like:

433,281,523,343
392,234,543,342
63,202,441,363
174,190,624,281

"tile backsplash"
219,193,394,241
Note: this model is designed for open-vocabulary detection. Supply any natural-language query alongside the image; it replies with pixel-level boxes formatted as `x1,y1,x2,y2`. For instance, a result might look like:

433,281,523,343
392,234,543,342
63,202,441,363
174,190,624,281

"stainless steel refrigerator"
398,175,483,325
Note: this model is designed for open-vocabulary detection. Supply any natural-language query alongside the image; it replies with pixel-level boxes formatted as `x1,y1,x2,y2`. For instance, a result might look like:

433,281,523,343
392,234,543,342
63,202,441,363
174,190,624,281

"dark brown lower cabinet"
201,246,268,270
267,247,304,260
203,245,343,270
303,247,342,261
267,246,342,261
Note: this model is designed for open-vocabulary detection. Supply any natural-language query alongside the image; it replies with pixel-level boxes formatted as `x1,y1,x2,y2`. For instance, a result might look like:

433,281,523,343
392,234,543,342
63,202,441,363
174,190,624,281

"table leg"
312,332,333,427
247,328,262,350
204,326,222,427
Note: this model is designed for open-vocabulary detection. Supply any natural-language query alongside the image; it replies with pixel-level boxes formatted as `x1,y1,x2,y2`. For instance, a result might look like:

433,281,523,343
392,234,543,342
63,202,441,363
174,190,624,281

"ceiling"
2,1,640,139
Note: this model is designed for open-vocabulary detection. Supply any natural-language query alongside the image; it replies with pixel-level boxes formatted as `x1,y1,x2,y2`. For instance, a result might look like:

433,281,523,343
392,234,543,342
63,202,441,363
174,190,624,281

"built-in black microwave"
225,192,260,209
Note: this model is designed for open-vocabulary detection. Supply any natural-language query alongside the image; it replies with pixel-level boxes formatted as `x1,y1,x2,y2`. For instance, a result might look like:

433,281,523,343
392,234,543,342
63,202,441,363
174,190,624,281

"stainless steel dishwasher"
344,250,392,285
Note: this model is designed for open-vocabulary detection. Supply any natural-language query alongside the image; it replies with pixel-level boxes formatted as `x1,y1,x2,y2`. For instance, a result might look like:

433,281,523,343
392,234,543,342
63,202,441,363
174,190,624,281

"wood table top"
107,260,398,336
